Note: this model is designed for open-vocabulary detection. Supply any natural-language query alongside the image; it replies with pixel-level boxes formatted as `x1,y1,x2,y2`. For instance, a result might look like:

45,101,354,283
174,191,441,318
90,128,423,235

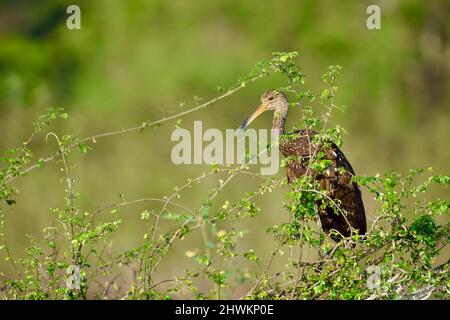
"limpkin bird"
239,90,366,241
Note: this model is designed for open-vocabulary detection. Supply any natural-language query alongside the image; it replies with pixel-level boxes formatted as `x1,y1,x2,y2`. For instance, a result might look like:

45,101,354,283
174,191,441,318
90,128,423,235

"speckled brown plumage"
240,90,367,241
280,129,367,239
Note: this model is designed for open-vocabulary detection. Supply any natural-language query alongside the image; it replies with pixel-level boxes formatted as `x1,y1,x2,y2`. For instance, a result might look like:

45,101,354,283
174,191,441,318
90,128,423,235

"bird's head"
238,90,288,130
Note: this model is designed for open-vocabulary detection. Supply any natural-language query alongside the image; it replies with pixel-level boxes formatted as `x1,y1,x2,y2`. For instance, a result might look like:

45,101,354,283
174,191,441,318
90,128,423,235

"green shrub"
0,52,448,300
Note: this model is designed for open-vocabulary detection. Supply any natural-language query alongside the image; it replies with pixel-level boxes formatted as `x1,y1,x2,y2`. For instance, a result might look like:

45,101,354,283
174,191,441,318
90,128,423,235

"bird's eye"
268,96,274,101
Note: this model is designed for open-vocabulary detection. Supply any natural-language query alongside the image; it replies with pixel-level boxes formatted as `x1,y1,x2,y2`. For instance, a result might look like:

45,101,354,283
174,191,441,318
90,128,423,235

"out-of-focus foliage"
0,53,448,299
0,1,448,298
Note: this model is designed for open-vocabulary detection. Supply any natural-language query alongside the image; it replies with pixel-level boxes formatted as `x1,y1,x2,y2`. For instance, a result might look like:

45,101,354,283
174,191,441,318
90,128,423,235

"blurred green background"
0,0,448,293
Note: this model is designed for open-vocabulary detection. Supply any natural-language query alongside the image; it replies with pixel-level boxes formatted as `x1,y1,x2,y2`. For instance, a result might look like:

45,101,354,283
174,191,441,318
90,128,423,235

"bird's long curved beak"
238,103,269,131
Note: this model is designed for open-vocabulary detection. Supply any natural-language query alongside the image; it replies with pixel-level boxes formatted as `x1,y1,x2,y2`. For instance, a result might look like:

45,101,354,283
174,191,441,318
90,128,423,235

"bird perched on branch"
239,90,366,241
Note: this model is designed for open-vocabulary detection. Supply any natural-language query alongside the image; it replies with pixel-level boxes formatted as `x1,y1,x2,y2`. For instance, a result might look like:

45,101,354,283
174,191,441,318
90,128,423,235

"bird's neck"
272,108,288,135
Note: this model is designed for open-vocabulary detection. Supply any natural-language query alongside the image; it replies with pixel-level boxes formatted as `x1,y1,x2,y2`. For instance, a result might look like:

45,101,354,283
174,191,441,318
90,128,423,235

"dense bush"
0,53,448,299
